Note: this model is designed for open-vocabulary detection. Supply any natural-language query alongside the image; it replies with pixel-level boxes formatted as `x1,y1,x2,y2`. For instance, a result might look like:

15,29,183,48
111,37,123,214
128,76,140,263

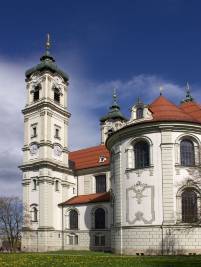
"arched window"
134,141,150,169
33,85,40,102
136,107,143,119
182,189,198,223
180,139,195,166
95,208,105,229
31,207,38,222
69,210,78,229
54,88,60,103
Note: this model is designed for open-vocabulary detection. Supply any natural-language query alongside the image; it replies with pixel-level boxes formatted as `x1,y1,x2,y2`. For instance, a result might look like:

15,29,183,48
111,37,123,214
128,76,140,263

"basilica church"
20,37,201,255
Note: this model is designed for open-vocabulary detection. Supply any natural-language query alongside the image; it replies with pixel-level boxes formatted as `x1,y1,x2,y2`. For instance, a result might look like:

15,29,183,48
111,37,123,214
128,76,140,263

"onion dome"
100,89,127,123
25,34,69,81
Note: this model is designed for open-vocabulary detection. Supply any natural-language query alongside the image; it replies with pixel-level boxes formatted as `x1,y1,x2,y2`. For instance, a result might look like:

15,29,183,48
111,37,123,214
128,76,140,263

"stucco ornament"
53,76,63,87
126,181,155,224
132,181,147,204
31,75,42,86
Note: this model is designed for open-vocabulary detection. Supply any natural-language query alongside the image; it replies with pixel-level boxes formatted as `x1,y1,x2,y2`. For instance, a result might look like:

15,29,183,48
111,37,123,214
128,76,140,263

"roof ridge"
69,144,107,154
150,95,179,108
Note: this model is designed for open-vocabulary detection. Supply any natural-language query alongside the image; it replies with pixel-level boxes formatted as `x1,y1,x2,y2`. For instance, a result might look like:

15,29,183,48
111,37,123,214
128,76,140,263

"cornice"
74,165,110,176
106,121,201,150
22,100,71,118
22,142,69,152
19,159,73,174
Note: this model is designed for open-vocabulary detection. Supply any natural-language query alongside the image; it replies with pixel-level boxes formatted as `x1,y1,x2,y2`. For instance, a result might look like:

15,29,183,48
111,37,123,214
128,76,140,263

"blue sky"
1,0,201,84
1,0,201,196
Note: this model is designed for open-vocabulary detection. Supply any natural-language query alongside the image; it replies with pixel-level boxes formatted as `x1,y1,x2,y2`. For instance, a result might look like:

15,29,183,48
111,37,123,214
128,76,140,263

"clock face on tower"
54,144,62,157
30,143,38,155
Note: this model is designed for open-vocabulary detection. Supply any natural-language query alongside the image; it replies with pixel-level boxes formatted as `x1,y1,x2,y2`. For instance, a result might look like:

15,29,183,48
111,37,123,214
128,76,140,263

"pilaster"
160,128,175,224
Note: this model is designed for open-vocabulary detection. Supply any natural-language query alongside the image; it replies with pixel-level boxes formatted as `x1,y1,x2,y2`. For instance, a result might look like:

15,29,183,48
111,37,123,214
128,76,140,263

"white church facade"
20,38,201,255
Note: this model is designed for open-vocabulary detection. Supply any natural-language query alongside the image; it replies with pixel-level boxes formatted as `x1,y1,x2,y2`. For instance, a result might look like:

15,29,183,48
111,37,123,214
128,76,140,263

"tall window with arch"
69,210,78,230
180,139,195,166
95,208,105,229
31,206,38,222
182,188,198,223
134,140,150,169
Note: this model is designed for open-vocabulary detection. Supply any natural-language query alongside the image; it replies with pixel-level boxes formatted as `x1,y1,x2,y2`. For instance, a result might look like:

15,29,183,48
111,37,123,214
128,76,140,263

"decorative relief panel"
126,181,155,224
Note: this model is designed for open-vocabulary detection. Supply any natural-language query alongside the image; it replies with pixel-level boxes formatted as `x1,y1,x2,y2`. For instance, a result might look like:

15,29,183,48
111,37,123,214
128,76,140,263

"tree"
0,197,23,251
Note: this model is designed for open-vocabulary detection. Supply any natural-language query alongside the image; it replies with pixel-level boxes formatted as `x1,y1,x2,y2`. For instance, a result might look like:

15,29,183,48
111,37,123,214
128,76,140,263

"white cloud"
0,55,196,197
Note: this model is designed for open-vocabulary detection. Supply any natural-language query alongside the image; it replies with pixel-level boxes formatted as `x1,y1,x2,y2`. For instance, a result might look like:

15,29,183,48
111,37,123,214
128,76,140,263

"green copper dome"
25,34,69,81
100,90,127,123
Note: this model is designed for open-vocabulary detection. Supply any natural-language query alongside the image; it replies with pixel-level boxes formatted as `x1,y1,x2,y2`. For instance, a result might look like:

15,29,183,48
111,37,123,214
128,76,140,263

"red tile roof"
69,144,110,171
149,96,199,123
59,192,111,206
179,101,201,123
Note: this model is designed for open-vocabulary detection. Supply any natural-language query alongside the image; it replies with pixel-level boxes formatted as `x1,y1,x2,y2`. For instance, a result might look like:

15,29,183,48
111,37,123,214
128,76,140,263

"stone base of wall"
22,229,111,252
112,225,201,255
21,229,63,252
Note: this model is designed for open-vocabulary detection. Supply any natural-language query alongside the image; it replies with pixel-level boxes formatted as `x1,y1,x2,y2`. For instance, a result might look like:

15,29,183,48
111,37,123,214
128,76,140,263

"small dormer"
130,97,152,121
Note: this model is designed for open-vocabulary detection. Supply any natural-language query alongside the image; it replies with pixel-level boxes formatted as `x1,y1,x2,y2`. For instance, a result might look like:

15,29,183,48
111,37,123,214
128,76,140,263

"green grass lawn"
0,251,201,267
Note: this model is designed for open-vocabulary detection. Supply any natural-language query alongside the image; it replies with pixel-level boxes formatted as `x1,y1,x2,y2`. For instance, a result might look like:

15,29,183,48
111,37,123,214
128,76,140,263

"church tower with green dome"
100,89,127,143
20,35,76,251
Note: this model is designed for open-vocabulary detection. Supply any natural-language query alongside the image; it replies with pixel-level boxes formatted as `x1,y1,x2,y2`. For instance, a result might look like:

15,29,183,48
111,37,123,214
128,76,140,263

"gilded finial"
137,96,141,104
159,85,163,96
186,82,190,95
181,82,194,103
113,88,117,105
46,33,51,55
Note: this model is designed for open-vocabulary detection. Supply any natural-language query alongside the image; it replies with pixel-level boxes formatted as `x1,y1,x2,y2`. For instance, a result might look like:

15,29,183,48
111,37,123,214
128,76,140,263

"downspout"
160,132,164,256
62,205,64,251
161,225,163,255
37,230,38,252
76,175,78,196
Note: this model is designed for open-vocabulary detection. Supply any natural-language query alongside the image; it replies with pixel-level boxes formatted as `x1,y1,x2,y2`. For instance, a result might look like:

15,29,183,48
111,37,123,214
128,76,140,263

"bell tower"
100,89,127,143
20,35,75,251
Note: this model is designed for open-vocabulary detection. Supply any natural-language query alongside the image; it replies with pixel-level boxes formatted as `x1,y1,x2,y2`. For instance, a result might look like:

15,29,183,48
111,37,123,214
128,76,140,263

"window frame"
136,107,143,119
126,137,153,170
176,183,201,224
94,208,106,229
181,188,198,223
69,209,79,230
95,175,106,193
30,205,38,222
134,140,150,169
32,179,37,190
67,234,78,245
180,139,195,167
53,87,61,103
94,234,105,247
55,180,59,191
33,85,41,102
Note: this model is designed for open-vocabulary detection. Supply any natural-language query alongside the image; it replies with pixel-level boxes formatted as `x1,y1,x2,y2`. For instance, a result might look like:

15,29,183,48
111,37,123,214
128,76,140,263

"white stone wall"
110,123,201,255
78,171,111,195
